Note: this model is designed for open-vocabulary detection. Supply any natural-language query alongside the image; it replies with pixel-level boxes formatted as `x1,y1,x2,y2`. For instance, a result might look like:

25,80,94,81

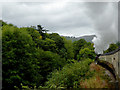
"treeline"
2,21,96,89
104,43,120,53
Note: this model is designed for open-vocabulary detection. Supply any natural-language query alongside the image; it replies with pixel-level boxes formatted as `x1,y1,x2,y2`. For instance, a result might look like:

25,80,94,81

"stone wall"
99,51,120,77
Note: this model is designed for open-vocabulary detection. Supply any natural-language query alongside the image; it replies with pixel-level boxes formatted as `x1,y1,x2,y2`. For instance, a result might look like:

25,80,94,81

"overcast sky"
0,0,119,53
2,2,95,36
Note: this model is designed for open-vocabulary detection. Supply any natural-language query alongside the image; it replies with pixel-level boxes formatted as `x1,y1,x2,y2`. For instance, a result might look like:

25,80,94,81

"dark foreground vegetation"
1,20,119,89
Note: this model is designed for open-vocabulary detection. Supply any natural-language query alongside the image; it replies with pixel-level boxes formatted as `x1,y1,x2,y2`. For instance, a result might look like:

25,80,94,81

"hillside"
64,35,96,43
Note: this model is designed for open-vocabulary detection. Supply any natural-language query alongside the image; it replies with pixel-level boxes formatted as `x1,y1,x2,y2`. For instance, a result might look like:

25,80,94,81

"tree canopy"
2,21,97,89
104,43,118,53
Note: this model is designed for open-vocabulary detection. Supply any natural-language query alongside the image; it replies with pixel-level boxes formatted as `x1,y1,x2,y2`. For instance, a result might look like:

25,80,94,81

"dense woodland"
1,21,119,89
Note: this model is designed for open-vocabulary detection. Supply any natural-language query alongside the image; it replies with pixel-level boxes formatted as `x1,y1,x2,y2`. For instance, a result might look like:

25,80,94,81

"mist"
85,2,118,54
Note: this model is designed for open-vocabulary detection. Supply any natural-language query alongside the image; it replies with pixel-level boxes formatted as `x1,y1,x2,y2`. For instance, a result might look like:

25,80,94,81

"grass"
80,75,108,88
79,63,115,88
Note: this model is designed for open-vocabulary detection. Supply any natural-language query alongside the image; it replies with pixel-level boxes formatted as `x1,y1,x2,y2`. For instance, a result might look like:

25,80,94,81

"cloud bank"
85,2,118,54
1,1,118,53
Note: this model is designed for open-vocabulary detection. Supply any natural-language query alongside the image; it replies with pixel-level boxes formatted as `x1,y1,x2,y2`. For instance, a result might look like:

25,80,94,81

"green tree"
46,59,93,88
24,27,41,42
82,42,95,50
116,42,120,47
0,20,7,26
37,38,57,53
37,25,49,39
37,25,43,34
77,48,95,61
36,49,66,85
48,33,65,57
104,43,118,53
2,25,42,89
73,39,87,59
62,37,74,59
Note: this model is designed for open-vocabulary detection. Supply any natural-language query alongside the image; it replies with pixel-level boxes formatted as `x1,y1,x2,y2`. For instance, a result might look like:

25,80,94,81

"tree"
37,38,57,52
37,25,43,34
46,58,93,88
48,33,65,56
35,49,66,85
77,48,95,61
0,20,7,26
37,25,49,39
22,27,41,43
82,42,95,50
104,43,118,53
62,37,74,59
116,42,120,47
2,21,97,89
2,25,42,89
73,39,87,59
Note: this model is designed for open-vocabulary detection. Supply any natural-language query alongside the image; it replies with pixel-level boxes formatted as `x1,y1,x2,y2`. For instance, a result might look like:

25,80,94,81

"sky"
0,0,119,53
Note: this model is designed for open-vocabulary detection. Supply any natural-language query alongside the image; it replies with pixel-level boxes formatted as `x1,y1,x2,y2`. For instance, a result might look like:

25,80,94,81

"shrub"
77,48,96,61
2,25,42,89
45,58,94,88
80,75,109,88
35,49,66,85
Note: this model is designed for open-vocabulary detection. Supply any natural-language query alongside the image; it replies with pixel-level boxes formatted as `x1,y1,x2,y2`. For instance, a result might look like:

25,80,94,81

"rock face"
77,35,96,43
99,49,120,77
64,35,96,43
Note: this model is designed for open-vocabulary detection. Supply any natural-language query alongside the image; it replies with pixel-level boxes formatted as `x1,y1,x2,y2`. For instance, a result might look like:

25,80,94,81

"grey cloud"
2,2,94,37
85,2,118,54
2,2,118,53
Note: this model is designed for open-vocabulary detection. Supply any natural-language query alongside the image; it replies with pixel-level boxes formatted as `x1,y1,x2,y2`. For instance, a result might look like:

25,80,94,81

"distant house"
99,47,120,77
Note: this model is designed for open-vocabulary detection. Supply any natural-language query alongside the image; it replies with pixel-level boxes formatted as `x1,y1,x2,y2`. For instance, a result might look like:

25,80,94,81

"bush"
2,25,42,89
45,59,94,88
77,48,96,61
35,49,66,85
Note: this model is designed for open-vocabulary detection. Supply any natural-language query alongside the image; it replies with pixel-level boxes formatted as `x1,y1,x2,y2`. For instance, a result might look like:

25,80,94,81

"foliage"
37,38,57,53
83,63,113,88
82,42,95,50
104,43,118,53
73,39,87,59
62,37,74,59
2,21,98,89
80,74,108,88
77,48,96,61
73,39,95,60
48,33,65,53
35,49,66,85
45,59,94,88
2,25,42,89
37,25,49,39
1,20,7,26
25,27,41,42
116,42,120,47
